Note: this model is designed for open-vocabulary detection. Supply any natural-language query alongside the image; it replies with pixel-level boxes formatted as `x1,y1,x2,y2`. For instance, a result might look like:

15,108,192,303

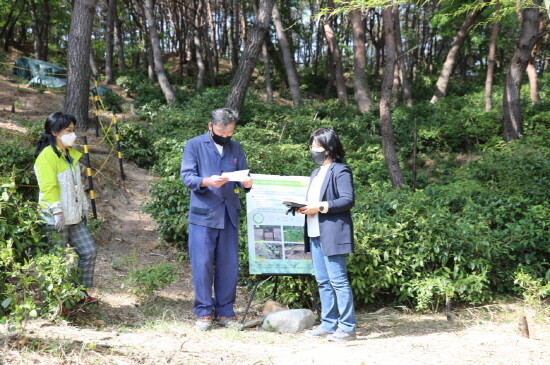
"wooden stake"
518,309,530,338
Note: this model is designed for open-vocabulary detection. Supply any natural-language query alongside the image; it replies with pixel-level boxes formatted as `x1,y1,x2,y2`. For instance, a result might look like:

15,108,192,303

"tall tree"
323,0,348,106
104,0,116,84
525,13,546,103
394,5,413,106
193,0,206,90
64,0,98,132
29,0,50,61
226,0,275,113
350,9,373,113
502,1,543,141
272,2,301,107
484,3,500,111
380,5,405,188
143,0,177,104
430,2,486,104
114,4,127,71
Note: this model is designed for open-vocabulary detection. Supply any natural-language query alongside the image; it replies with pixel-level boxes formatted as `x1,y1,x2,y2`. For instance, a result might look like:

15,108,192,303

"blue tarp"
13,57,67,88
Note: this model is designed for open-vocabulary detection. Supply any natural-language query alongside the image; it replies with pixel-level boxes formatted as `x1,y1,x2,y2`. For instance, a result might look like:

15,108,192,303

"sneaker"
81,295,99,305
329,328,357,341
195,314,215,331
217,315,242,330
306,326,334,338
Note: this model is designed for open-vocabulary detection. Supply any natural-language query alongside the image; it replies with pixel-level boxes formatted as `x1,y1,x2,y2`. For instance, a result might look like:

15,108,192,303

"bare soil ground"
1,67,549,365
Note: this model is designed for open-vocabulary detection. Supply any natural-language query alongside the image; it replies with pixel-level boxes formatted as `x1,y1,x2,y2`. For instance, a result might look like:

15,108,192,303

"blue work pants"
188,212,239,318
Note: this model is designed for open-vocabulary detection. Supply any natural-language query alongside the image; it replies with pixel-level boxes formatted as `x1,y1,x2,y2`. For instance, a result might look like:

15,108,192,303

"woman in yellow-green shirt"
34,111,98,305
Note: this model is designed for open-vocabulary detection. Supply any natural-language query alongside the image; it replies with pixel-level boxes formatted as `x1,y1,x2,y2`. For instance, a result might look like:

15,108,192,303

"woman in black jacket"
298,127,356,341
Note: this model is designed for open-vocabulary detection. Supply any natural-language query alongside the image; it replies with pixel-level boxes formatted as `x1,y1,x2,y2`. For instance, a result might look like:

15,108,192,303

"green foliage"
125,262,179,301
101,90,124,113
118,122,156,168
514,270,550,315
0,178,83,329
347,139,549,310
0,136,37,199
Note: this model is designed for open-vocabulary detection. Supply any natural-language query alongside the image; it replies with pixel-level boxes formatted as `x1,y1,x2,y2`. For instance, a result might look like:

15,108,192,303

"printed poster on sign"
246,174,313,275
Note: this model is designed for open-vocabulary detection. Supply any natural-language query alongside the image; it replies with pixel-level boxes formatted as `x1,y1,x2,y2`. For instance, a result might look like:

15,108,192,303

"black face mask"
311,151,327,165
211,129,232,146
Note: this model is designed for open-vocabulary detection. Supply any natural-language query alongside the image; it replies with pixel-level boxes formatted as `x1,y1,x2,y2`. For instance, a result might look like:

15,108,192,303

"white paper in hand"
221,169,250,181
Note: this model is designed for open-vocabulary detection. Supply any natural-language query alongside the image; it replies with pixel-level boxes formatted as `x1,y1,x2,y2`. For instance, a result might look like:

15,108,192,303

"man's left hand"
242,176,253,189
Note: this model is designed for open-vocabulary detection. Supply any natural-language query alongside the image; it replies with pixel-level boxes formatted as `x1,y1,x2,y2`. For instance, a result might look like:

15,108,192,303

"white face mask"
60,132,77,147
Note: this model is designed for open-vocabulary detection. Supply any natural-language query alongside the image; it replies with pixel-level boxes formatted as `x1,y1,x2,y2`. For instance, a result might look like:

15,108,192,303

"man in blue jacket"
180,108,253,331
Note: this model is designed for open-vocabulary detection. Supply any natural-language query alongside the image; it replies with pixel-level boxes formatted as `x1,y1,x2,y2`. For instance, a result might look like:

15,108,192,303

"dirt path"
0,71,549,365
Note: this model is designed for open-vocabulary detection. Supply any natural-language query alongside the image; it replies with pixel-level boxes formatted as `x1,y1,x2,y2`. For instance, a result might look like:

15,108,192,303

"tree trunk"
502,2,543,141
526,14,546,103
104,0,116,84
253,1,273,103
272,2,301,107
230,0,240,69
263,40,273,103
30,0,50,61
226,0,274,114
194,0,206,90
394,5,413,106
380,6,405,189
144,0,177,104
323,0,348,106
64,0,97,132
114,5,127,71
430,5,486,103
526,60,541,103
484,3,500,111
89,52,100,80
350,9,373,113
206,0,218,72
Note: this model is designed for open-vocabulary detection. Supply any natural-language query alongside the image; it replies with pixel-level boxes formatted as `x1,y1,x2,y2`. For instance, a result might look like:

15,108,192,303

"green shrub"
125,262,179,301
101,90,124,113
1,178,83,329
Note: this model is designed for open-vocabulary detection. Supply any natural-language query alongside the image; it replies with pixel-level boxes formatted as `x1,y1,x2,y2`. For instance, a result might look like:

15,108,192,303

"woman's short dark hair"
35,111,77,157
309,127,345,163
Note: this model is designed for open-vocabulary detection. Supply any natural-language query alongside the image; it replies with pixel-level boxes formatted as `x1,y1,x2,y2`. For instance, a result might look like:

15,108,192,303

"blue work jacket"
180,132,249,229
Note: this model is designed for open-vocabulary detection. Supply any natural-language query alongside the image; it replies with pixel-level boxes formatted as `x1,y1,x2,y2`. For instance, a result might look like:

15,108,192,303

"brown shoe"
79,290,99,305
61,305,76,316
82,295,99,305
196,314,215,331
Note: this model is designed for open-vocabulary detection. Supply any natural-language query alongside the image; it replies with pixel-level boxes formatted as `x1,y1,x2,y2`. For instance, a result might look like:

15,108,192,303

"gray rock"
262,309,316,334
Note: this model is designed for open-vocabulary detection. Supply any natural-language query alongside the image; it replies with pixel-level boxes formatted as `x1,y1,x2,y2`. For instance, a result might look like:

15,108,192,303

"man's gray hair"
211,108,239,126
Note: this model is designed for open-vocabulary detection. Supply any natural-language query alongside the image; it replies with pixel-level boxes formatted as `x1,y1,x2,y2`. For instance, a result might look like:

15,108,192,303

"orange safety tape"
0,129,38,141
93,145,115,178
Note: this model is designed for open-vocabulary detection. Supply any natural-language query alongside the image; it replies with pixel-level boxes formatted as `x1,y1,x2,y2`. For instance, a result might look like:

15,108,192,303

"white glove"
54,213,65,232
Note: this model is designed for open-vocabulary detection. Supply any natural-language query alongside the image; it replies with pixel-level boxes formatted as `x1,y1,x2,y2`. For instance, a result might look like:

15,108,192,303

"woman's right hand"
54,213,65,232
